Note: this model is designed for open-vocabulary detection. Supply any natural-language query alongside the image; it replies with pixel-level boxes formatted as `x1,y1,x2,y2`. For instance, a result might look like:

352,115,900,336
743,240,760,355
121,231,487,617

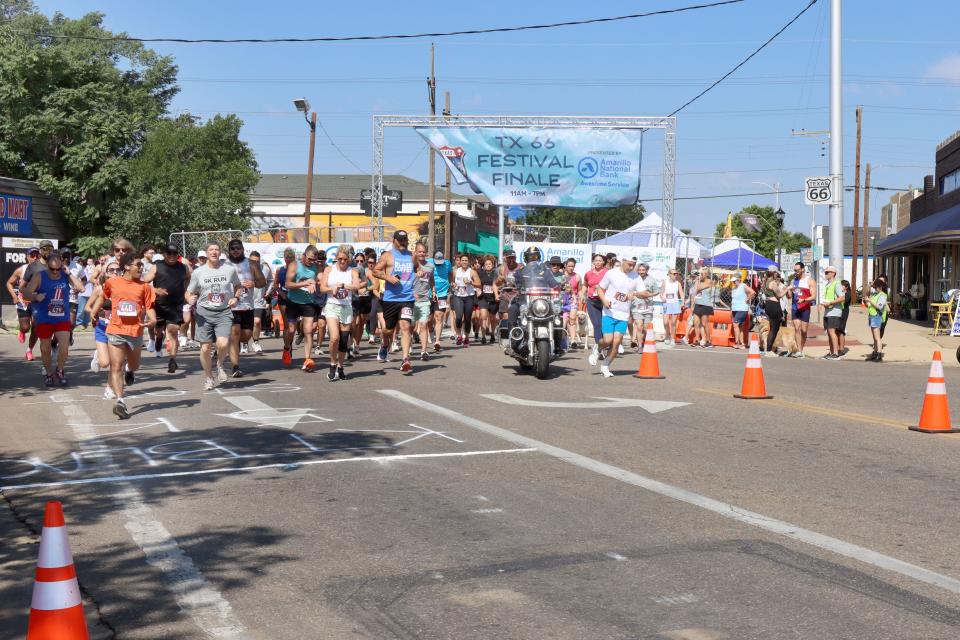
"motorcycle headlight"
530,298,551,318
552,299,562,315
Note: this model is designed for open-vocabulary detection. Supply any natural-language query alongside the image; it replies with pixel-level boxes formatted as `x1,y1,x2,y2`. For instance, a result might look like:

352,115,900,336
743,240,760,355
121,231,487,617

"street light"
775,206,786,267
293,97,317,232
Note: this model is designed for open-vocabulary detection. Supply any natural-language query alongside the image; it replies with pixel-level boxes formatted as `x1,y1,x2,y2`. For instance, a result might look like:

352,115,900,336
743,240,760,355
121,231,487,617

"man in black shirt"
146,244,191,373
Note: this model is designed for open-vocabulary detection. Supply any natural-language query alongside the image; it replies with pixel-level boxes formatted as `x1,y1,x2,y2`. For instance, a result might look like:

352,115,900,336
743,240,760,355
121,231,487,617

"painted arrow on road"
217,396,333,429
480,394,689,414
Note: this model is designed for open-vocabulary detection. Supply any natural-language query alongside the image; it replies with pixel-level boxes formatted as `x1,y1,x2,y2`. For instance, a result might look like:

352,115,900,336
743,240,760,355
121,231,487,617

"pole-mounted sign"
804,177,833,206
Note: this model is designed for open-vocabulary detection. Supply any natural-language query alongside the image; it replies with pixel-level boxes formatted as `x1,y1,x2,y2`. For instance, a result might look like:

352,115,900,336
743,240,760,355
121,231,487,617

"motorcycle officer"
506,247,554,353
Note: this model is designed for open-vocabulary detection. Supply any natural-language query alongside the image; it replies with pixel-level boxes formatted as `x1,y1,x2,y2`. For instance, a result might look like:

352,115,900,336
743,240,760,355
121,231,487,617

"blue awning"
877,201,960,254
705,247,777,270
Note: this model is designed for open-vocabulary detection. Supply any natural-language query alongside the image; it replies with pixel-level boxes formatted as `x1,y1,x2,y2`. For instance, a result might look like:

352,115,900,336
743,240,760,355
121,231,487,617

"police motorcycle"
499,247,566,379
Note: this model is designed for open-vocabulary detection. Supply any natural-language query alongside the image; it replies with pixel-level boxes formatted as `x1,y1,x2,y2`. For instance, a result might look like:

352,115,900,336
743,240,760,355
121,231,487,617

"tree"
714,205,810,259
518,203,645,233
0,5,178,241
108,114,259,245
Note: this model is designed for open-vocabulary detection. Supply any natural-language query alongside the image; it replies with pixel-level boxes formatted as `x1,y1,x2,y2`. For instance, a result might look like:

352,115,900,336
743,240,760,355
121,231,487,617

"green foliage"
713,204,811,258
0,6,178,236
108,114,259,245
518,203,645,232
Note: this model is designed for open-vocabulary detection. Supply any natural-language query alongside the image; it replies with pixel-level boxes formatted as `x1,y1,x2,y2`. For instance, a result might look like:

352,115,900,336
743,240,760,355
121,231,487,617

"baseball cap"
503,249,516,258
164,244,180,254
823,263,837,273
549,255,563,265
624,256,638,263
393,230,408,242
434,251,444,260
196,250,207,259
27,246,40,255
38,240,54,249
766,265,779,272
638,262,649,269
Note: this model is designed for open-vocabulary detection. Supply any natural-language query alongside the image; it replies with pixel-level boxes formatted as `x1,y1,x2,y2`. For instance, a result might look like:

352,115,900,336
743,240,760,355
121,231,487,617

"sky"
32,0,960,239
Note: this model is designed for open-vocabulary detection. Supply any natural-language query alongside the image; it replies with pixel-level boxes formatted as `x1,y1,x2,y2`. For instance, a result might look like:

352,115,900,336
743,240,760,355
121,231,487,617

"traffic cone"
27,501,89,640
734,334,773,400
909,351,958,433
634,323,665,379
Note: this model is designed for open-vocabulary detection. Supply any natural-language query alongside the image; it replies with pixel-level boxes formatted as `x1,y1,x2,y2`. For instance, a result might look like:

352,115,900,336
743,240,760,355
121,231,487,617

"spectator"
661,269,684,347
837,279,853,357
762,266,786,356
787,261,816,357
729,273,755,349
819,264,846,360
692,268,715,348
864,277,888,362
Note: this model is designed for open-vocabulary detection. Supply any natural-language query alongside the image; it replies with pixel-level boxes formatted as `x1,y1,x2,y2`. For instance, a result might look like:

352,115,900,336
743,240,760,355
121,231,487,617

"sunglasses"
49,268,61,273
229,246,243,251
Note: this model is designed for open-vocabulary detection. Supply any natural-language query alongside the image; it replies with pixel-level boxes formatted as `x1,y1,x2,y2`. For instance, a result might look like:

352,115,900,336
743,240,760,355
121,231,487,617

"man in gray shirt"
412,242,435,361
186,243,242,390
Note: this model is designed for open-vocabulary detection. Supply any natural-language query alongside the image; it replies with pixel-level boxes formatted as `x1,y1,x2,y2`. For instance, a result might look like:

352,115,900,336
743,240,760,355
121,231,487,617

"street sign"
360,188,402,217
800,246,822,265
804,177,832,206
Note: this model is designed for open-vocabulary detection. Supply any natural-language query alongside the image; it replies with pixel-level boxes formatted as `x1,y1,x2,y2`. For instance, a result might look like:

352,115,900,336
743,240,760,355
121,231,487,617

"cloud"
925,53,960,83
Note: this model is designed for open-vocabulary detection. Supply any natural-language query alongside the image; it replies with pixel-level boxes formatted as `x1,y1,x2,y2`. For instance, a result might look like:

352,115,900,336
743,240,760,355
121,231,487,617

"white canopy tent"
598,212,705,259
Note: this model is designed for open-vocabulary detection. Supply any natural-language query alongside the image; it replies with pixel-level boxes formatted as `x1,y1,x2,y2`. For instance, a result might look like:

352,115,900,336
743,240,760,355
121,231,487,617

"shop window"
942,168,960,196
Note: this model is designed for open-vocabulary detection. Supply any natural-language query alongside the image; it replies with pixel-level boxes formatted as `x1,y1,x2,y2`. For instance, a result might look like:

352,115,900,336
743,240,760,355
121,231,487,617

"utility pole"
427,43,437,252
443,90,452,258
861,162,871,297
851,106,862,294
828,0,844,280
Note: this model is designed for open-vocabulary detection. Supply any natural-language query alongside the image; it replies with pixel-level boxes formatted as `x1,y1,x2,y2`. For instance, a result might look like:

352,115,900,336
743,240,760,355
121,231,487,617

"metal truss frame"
372,115,676,246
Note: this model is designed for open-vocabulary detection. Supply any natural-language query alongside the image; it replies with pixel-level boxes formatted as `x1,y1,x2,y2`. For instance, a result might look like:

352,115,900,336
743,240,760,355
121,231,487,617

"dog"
755,316,800,355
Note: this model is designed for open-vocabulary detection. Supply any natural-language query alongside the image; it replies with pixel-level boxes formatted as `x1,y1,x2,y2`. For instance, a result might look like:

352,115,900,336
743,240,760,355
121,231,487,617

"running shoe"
124,369,135,385
90,355,100,373
282,348,292,366
821,353,838,360
481,335,487,345
240,343,248,355
302,358,315,372
420,351,429,361
25,350,34,362
253,341,263,354
113,399,129,420
314,345,323,356
377,346,389,363
346,350,355,362
43,374,54,388
600,362,614,378
617,344,624,355
168,358,178,374
56,369,67,386
400,357,412,373
18,331,25,343
703,342,714,349
463,337,470,348
295,332,304,346
588,345,600,366
390,340,400,353
203,377,215,391
103,386,116,400
327,365,338,381
147,340,155,353
69,334,74,347
178,335,187,348
839,347,849,357
433,342,441,353
231,366,243,378
337,366,346,380
217,367,228,383
368,336,378,345
456,335,463,346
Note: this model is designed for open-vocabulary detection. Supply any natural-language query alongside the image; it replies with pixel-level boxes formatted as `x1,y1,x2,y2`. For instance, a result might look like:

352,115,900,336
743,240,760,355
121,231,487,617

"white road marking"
481,394,689,414
471,508,504,514
60,405,250,638
379,389,960,596
474,495,490,502
0,448,537,491
605,552,628,561
77,417,181,438
218,395,332,429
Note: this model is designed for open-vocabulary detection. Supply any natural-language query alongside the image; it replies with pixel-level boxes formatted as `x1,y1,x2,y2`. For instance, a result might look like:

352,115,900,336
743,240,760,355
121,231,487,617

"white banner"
592,244,677,282
245,242,392,269
513,242,592,277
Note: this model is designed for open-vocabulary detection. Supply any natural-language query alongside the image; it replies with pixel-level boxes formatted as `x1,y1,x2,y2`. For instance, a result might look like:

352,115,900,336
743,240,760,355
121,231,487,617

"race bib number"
615,292,628,302
47,300,66,317
456,286,467,296
359,290,370,297
335,288,350,300
482,285,493,294
666,292,676,300
117,300,139,317
208,292,225,305
438,299,448,310
400,306,414,320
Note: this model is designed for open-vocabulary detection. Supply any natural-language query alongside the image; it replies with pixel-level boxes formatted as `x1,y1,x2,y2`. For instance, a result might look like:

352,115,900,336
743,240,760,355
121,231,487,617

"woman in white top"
661,269,684,346
319,245,361,381
452,254,481,346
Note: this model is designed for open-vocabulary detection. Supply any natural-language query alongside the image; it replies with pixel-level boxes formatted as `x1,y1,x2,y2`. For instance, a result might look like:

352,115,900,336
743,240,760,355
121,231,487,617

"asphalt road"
2,330,960,640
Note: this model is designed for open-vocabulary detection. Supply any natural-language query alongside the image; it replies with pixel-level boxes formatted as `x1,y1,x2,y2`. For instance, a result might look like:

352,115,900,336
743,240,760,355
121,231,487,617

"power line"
315,120,369,174
668,0,820,116
11,1,744,44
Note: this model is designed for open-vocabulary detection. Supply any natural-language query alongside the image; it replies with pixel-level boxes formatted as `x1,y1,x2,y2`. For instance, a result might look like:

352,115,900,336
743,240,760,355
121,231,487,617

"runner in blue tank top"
373,230,416,372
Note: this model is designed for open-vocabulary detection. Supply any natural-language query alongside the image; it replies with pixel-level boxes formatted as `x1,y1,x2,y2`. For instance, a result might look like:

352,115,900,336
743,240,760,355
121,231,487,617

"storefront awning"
877,201,960,254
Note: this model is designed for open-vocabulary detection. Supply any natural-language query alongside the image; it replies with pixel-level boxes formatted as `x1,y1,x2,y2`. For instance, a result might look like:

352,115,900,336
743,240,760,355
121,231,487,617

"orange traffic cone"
734,333,772,400
634,323,665,379
909,351,958,433
27,501,89,640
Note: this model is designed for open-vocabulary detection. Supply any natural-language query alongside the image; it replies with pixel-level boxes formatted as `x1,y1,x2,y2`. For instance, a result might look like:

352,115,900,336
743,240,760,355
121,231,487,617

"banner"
592,244,677,282
245,242,392,269
414,127,642,208
0,193,32,236
513,242,592,277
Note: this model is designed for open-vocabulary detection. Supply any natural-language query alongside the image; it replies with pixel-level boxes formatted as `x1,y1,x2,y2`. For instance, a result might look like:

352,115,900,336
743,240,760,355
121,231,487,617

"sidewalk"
800,306,955,366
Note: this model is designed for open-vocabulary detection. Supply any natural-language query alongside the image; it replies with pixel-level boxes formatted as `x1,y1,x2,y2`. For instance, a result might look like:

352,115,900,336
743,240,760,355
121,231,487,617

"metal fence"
170,224,399,259
510,225,590,244
168,230,245,261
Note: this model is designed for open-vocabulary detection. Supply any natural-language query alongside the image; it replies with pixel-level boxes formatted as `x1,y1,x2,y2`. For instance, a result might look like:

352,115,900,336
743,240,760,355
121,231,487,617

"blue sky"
34,0,960,237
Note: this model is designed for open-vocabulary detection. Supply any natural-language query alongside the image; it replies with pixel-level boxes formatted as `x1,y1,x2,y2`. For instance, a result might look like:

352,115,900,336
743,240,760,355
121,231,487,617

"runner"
83,261,121,389
60,248,86,346
145,244,191,373
20,251,85,387
273,247,296,341
451,254,481,347
180,249,206,349
373,230,416,372
225,239,266,377
283,245,321,371
6,246,38,358
787,261,817,357
630,262,659,351
563,258,583,349
350,251,374,359
411,242,435,361
431,250,453,351
477,255,498,345
584,253,609,353
185,242,242,390
89,252,156,419
319,245,361,380
249,251,272,354
591,256,649,378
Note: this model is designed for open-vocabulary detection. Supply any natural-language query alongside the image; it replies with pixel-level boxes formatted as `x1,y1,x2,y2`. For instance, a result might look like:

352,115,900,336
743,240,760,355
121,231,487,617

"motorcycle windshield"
515,263,561,295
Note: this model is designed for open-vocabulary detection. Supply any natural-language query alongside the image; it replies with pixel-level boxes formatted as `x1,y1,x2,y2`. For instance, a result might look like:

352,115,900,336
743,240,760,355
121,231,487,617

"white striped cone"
734,334,772,399
911,351,958,433
635,324,664,379
27,501,89,639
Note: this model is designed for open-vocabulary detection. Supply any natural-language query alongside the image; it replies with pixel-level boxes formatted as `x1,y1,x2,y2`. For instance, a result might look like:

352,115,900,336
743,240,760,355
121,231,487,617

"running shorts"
35,321,72,339
196,307,234,342
155,303,184,327
381,300,414,330
285,301,320,322
231,309,255,331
